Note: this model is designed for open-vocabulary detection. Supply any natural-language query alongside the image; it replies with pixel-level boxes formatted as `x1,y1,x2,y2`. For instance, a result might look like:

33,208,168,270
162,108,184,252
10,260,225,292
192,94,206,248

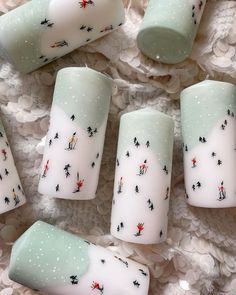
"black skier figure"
4,197,10,205
70,275,78,285
64,164,71,178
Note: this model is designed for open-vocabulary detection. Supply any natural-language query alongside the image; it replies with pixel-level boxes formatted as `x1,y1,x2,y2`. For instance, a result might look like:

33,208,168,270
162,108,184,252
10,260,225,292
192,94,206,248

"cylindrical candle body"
0,119,26,214
9,221,150,295
38,67,112,200
137,0,206,64
0,0,125,74
181,80,236,208
110,109,174,244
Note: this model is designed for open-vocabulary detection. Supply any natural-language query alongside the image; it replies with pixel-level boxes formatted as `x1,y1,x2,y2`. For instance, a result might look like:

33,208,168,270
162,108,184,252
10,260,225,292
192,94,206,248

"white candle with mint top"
9,221,150,295
38,67,112,200
0,0,125,73
181,80,236,208
0,118,26,214
110,108,174,244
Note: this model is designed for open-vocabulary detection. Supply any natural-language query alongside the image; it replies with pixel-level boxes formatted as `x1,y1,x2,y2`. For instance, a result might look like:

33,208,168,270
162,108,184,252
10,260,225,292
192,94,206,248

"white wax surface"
185,115,236,208
41,0,125,59
111,145,171,244
0,131,26,214
38,105,107,200
42,244,150,295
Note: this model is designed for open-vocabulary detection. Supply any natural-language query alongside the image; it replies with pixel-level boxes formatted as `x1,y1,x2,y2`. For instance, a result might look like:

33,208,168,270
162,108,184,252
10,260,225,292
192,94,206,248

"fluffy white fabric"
1,0,236,294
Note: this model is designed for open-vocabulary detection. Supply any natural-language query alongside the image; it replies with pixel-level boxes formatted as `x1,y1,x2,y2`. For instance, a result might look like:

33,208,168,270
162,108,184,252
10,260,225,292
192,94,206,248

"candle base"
187,201,236,209
0,198,26,215
38,187,96,201
137,27,191,64
111,228,167,245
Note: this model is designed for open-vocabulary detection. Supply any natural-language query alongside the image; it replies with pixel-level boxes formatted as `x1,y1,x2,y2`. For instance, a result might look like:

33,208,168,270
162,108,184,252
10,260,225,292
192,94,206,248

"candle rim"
137,25,191,64
121,107,174,125
180,80,236,100
57,67,113,85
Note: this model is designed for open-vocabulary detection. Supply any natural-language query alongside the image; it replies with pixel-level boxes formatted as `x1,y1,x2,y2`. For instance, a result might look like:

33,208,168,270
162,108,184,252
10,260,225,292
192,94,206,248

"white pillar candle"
0,0,125,74
110,108,174,244
181,80,236,208
0,118,26,214
38,67,112,200
9,221,150,295
137,0,206,64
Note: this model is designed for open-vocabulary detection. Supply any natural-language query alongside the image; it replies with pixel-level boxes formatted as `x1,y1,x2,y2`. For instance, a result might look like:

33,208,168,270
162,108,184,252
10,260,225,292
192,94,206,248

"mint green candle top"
117,108,174,169
53,67,113,130
181,80,236,151
137,0,206,64
0,0,50,73
9,221,90,290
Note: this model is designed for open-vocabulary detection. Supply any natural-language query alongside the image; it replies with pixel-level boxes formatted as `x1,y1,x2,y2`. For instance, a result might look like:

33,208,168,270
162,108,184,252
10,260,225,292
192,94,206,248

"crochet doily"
1,0,236,294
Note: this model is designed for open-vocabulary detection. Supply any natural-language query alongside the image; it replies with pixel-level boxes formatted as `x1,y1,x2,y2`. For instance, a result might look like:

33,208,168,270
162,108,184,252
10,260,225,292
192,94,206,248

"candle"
110,108,174,244
137,0,206,64
0,118,26,214
9,221,150,295
38,67,112,200
0,0,125,74
181,80,236,208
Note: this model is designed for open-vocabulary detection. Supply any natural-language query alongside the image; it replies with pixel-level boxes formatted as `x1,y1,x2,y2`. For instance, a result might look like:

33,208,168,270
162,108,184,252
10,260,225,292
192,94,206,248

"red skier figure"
79,0,94,8
100,25,113,33
2,149,7,161
91,281,104,294
191,157,197,168
218,181,226,201
117,177,123,194
73,173,84,193
139,162,148,175
135,223,144,237
42,160,49,178
51,40,68,48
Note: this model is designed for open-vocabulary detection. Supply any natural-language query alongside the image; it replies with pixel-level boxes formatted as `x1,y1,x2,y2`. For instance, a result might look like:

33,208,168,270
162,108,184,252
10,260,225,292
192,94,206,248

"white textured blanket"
1,0,236,294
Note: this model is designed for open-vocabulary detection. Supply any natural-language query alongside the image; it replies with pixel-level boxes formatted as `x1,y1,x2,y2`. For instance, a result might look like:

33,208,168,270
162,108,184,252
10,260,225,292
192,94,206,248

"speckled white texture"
1,0,236,294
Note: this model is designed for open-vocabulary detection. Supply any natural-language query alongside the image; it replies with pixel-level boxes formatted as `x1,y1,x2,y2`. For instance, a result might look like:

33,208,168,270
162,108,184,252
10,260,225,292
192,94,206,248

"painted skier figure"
165,187,170,200
147,199,154,211
64,164,71,178
4,197,10,205
79,0,95,9
67,132,78,150
51,40,68,48
100,25,113,33
117,177,123,194
12,189,20,206
135,223,144,237
218,181,226,201
73,173,85,193
191,157,197,168
133,280,140,288
1,149,7,161
138,161,148,176
91,281,104,294
70,275,78,285
163,165,168,175
42,160,49,178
